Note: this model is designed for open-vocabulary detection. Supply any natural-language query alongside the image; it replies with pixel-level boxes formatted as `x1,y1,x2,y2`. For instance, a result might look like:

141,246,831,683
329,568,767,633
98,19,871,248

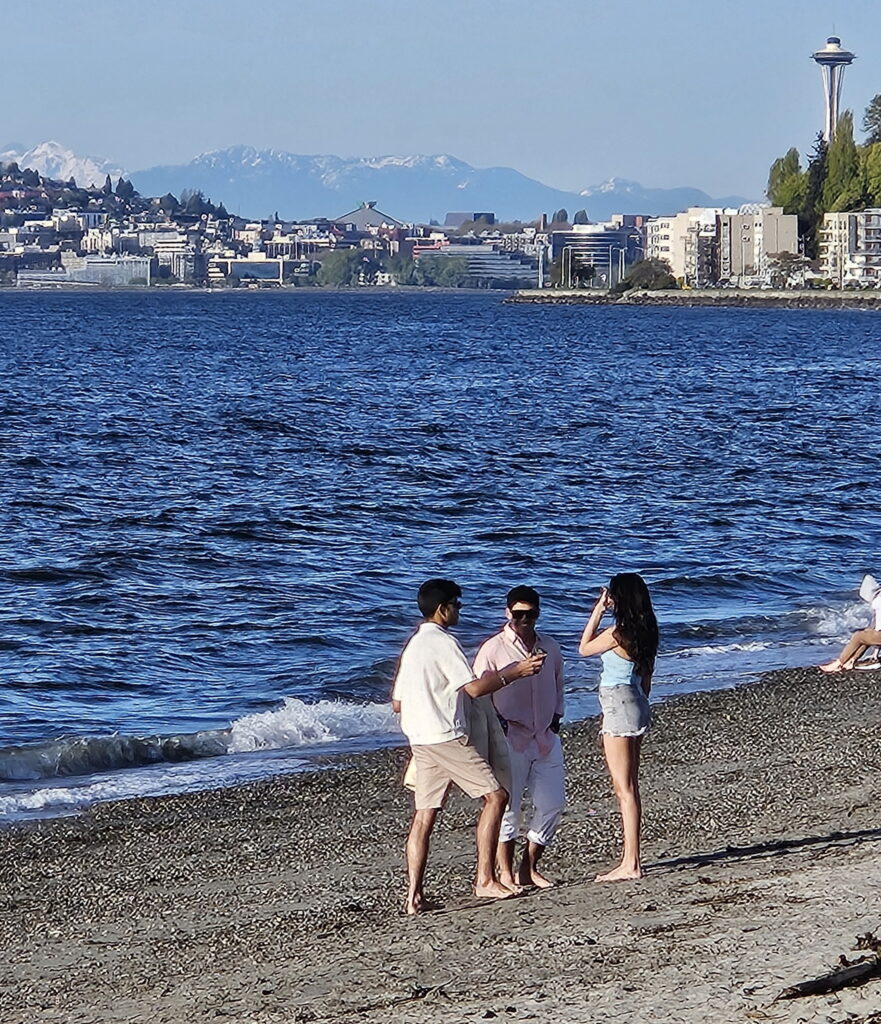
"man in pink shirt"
473,585,565,889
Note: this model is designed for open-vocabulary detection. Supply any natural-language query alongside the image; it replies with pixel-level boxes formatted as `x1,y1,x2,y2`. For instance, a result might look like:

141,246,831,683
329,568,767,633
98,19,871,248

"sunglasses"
510,608,539,620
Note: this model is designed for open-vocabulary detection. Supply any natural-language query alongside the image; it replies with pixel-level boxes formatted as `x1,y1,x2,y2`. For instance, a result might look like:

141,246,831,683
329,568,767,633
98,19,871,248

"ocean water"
1,290,879,819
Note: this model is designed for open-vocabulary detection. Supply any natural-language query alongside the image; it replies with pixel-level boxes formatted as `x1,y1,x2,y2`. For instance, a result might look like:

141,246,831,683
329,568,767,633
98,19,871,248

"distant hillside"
129,146,751,223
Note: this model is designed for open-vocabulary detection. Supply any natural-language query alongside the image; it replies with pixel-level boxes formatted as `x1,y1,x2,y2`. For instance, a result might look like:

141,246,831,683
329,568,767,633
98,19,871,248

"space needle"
812,36,855,141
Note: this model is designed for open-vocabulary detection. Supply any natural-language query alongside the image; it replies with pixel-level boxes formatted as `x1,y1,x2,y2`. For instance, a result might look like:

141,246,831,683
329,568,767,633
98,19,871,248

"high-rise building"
811,36,855,142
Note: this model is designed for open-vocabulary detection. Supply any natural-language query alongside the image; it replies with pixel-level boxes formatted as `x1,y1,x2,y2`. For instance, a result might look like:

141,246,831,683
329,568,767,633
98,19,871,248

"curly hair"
609,573,659,676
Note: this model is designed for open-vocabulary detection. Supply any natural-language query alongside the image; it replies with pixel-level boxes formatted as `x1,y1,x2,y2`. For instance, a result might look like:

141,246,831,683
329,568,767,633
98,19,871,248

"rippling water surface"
1,291,879,816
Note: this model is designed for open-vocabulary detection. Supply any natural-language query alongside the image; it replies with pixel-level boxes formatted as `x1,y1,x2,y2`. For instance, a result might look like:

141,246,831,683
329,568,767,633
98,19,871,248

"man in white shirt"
392,578,545,915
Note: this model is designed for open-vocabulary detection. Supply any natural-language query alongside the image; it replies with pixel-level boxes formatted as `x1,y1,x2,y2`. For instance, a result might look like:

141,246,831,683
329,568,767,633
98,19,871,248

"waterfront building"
413,240,538,286
716,206,798,284
812,36,855,142
645,206,798,287
17,254,153,287
818,209,881,286
549,222,644,288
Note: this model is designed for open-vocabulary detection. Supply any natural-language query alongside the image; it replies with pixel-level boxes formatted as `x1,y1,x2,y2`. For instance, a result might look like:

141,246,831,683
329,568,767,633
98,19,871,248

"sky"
5,0,881,198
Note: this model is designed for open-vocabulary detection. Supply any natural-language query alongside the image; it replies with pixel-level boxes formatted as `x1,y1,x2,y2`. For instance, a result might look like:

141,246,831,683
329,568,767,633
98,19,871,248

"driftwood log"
776,935,881,1001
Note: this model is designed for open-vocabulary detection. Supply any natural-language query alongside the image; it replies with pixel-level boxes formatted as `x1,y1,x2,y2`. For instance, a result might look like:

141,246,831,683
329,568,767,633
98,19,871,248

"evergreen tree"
102,174,113,195
799,133,829,257
823,112,863,211
573,209,589,224
863,94,881,145
766,146,807,214
550,208,569,224
861,143,881,206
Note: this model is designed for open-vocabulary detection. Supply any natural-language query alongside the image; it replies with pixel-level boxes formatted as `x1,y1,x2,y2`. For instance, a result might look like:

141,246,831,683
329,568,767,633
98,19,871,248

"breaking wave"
0,698,399,784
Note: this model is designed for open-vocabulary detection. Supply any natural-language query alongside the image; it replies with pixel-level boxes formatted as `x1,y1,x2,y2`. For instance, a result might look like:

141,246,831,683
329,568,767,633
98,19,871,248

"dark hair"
506,585,540,609
609,573,658,675
417,578,461,618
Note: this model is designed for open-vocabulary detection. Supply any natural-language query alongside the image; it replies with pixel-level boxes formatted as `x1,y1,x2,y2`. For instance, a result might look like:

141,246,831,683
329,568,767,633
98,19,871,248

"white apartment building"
818,209,881,286
645,206,798,287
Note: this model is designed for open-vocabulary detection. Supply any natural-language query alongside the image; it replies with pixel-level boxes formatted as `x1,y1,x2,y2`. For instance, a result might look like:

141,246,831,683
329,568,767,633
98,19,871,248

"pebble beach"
4,665,881,1024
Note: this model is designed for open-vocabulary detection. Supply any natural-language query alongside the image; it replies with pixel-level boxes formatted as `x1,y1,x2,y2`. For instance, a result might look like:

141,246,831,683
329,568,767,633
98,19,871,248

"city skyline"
4,1,881,199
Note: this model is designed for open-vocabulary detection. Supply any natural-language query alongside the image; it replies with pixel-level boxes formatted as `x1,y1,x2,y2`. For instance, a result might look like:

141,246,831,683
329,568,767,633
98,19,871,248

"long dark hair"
610,573,659,675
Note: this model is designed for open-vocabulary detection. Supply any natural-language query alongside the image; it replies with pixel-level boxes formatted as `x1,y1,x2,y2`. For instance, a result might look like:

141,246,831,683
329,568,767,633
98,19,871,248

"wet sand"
3,666,881,1024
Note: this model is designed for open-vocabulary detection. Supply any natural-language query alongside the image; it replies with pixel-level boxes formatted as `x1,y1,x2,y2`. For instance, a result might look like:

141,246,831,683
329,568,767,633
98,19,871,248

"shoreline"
508,286,881,309
4,665,881,1022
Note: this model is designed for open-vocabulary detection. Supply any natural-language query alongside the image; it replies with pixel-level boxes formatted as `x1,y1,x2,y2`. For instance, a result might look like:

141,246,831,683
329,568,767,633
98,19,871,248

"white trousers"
499,733,565,846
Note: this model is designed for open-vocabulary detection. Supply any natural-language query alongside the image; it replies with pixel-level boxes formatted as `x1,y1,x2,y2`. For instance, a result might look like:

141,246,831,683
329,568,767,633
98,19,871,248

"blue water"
1,291,879,817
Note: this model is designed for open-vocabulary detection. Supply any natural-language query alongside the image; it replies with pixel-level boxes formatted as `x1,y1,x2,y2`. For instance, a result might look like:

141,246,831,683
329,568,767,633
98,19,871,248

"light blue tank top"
599,650,639,688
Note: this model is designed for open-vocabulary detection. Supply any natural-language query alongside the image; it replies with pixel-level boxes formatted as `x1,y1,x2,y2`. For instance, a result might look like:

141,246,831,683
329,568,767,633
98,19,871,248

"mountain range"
2,141,752,223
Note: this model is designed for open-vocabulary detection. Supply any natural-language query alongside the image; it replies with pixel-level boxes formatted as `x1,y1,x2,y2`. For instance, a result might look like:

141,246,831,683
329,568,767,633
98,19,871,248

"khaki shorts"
410,737,501,810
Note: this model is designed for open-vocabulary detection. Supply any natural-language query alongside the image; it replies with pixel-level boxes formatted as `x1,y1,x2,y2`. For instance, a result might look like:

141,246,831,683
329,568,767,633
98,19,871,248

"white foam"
227,698,399,754
803,601,868,638
0,751,310,820
673,640,774,657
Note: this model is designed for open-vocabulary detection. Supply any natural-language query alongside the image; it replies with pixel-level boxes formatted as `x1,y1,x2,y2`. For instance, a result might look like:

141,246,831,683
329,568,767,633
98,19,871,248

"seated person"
820,574,881,672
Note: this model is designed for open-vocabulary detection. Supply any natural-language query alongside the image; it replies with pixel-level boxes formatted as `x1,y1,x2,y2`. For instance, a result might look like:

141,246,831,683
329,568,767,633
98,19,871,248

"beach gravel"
2,666,881,1023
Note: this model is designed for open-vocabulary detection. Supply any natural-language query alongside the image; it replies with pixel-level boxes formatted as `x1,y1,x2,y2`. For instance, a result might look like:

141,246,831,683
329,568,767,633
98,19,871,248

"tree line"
767,95,881,256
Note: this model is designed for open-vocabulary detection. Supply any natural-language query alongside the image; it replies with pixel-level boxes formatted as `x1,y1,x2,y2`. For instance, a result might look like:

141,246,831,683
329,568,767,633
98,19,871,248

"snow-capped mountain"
0,141,124,187
3,140,751,222
131,145,750,223
580,176,748,210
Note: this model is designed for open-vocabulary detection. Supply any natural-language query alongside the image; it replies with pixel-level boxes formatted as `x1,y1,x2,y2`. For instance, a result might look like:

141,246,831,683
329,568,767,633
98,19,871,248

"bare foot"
498,870,519,891
594,864,643,883
518,865,555,889
819,660,844,673
473,880,517,900
404,893,439,915
526,868,556,889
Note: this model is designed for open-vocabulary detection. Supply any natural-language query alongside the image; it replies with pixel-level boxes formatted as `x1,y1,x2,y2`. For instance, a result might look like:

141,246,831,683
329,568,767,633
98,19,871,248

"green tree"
21,168,40,188
386,252,418,285
316,248,364,286
612,258,678,294
415,255,471,287
767,147,807,213
823,111,863,211
159,192,180,215
801,133,828,258
102,174,113,195
573,209,588,224
862,143,881,206
550,208,569,224
766,251,808,288
115,176,136,201
572,262,595,286
863,94,881,145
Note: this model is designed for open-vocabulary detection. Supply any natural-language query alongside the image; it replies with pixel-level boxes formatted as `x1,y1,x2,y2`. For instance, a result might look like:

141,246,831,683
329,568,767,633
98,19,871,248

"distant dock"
507,288,881,309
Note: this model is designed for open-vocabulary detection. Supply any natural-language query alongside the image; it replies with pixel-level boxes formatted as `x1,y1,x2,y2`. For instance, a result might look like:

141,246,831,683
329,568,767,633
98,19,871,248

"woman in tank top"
579,573,659,881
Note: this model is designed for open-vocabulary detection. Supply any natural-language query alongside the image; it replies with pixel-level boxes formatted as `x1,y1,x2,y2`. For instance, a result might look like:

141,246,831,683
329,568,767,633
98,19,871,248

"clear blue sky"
5,0,881,197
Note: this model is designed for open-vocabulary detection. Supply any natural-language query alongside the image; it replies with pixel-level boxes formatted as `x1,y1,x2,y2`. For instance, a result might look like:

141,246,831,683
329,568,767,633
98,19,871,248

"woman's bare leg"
596,734,643,882
821,629,881,672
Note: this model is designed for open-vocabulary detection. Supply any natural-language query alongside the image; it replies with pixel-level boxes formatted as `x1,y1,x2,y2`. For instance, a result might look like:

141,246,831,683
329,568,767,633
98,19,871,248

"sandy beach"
4,665,881,1024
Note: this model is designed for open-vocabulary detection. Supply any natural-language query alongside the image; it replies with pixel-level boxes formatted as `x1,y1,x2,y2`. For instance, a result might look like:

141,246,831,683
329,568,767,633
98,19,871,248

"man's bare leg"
518,840,555,888
596,735,643,882
405,808,439,914
497,838,518,890
474,789,515,899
